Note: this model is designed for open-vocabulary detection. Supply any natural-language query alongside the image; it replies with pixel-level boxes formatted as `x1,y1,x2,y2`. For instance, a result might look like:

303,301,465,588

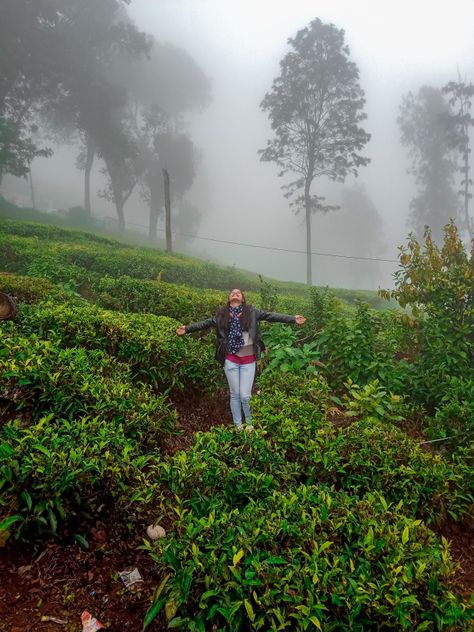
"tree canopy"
398,86,460,242
260,17,370,284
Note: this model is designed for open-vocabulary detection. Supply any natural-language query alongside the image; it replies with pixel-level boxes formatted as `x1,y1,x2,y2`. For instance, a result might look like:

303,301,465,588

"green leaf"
310,616,322,630
402,525,409,544
167,618,188,629
48,508,57,534
34,444,51,457
233,549,244,566
0,443,14,458
0,515,21,531
244,599,255,622
73,534,89,550
21,491,32,511
143,594,167,630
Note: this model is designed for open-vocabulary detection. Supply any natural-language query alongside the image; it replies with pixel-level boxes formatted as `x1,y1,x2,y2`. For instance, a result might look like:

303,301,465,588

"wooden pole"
162,168,172,252
29,166,36,210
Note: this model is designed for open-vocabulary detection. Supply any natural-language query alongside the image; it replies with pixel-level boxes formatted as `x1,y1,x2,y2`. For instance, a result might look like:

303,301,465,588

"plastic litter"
119,567,143,591
40,616,68,625
81,611,105,631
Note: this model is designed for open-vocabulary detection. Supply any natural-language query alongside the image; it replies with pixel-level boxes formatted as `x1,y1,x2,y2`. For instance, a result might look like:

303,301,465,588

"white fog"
4,0,474,290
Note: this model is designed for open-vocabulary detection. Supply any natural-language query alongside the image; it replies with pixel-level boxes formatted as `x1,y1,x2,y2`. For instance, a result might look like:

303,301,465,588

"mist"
3,0,474,290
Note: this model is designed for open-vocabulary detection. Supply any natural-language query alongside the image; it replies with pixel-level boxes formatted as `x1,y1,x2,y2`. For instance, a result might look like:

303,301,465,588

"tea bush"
0,218,370,308
0,274,68,304
0,414,151,538
0,223,274,292
0,216,111,244
423,377,474,448
144,485,472,631
315,301,408,391
15,302,223,393
323,418,473,523
342,379,404,423
154,426,302,517
87,274,226,322
0,329,176,444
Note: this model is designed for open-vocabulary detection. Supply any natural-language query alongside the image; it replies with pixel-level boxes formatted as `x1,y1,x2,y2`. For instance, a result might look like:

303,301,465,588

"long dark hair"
216,289,251,331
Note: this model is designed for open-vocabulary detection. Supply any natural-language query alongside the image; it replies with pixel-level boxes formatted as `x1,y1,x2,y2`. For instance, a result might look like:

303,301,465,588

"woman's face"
228,288,244,304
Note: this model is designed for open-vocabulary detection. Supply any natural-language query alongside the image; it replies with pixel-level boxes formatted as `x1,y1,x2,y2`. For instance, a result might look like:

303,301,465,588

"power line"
123,218,399,264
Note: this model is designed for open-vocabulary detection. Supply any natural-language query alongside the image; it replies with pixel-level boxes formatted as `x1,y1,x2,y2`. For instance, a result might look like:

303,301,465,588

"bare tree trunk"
84,136,95,217
304,178,312,285
147,169,161,243
115,198,125,233
163,168,172,252
29,166,36,209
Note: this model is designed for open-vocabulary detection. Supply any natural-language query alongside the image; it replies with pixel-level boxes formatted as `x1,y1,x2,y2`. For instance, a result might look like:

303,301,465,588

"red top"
225,353,256,364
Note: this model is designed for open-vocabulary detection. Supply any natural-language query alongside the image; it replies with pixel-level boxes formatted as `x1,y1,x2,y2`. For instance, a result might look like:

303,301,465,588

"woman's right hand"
176,325,186,336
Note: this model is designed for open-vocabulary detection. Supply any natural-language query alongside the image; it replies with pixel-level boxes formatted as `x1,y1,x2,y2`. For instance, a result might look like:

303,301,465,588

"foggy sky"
6,0,474,290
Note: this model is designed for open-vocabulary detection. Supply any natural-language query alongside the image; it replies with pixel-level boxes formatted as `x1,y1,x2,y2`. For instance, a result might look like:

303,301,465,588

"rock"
146,524,166,540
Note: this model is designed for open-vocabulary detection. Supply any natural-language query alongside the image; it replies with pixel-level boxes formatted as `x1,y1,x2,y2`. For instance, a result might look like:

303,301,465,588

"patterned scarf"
228,305,245,354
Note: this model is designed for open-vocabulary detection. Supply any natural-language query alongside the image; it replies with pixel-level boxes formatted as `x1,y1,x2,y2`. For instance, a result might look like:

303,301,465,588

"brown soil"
0,391,472,632
0,528,161,632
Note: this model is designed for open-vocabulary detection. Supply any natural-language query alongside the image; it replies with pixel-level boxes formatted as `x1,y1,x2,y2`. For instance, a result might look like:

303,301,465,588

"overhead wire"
122,219,400,264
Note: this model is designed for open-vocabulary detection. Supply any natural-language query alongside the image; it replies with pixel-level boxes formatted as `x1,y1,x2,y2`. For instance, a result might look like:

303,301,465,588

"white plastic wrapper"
119,567,144,591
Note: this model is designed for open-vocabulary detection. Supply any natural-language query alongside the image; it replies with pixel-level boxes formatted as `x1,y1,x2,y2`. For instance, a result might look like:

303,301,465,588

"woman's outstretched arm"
256,310,306,325
176,316,216,335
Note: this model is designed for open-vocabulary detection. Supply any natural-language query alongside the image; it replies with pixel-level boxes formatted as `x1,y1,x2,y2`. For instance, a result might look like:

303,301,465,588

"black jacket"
185,305,296,365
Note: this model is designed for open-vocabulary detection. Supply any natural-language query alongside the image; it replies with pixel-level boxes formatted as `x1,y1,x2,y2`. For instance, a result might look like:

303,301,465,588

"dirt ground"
1,393,473,631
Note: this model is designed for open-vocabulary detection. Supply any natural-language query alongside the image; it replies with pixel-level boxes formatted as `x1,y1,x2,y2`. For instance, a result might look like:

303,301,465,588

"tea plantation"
0,218,472,631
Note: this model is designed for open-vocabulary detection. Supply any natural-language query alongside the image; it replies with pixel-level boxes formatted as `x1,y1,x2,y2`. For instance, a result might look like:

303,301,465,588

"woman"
176,288,306,431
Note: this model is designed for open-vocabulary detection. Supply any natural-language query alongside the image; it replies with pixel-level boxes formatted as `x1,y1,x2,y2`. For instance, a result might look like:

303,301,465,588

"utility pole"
29,166,36,209
162,168,172,252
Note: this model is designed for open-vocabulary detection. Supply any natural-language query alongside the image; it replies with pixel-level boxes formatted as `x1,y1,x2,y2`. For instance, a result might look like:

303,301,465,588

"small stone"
146,524,166,540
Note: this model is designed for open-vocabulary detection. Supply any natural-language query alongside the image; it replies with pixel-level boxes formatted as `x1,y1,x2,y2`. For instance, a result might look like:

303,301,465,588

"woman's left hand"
295,315,306,325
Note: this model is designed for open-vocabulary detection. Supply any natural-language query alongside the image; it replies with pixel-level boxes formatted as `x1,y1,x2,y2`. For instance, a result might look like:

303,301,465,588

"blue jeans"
223,359,256,428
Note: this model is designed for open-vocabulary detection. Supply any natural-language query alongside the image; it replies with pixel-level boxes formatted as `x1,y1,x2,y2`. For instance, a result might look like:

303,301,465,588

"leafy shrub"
380,222,474,406
155,426,301,517
263,339,322,377
88,274,225,322
0,273,67,304
144,485,472,631
258,274,278,311
0,330,176,443
257,370,330,407
0,415,151,538
425,377,474,448
323,418,473,523
342,379,404,423
15,302,223,393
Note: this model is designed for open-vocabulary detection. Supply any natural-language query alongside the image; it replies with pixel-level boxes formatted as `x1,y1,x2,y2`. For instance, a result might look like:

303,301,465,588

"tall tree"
44,0,150,229
442,79,474,239
138,107,197,242
1,0,150,227
398,86,459,242
110,39,210,240
0,0,59,180
259,18,370,285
